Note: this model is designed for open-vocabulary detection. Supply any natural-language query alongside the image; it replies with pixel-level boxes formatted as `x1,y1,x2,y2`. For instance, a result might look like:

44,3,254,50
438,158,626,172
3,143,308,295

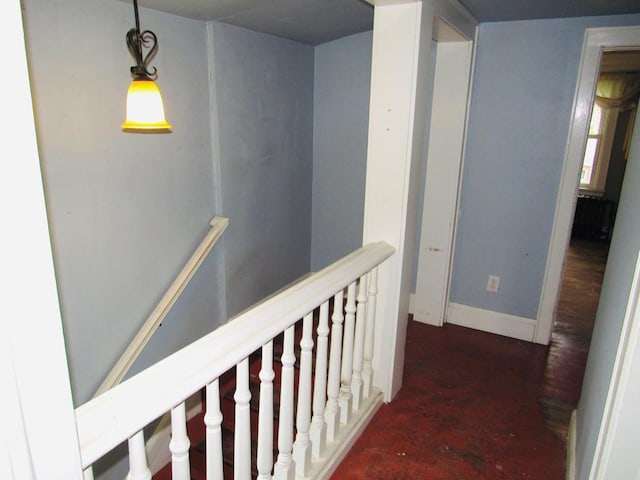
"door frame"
413,19,475,326
535,25,640,345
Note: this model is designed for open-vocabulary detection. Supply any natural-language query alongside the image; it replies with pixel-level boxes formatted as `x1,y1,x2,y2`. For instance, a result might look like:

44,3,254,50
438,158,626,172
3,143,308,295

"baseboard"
312,390,384,480
566,410,577,480
446,302,536,341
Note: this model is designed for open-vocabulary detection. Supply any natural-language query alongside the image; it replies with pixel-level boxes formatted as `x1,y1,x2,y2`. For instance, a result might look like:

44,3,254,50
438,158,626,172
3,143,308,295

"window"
580,104,603,186
580,103,616,194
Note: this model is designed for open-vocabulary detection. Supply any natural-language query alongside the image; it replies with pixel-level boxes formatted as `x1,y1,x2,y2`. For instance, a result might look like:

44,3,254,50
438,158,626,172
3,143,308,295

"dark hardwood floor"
332,237,609,479
540,237,609,439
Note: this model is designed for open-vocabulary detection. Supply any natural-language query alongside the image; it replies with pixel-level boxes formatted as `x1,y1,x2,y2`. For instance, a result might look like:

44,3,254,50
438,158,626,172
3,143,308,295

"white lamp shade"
122,79,172,132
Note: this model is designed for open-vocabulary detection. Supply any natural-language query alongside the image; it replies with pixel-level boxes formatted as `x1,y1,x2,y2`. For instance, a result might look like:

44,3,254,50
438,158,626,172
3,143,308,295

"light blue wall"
23,0,223,407
211,22,314,317
25,5,316,478
576,107,640,478
450,14,640,320
311,31,372,270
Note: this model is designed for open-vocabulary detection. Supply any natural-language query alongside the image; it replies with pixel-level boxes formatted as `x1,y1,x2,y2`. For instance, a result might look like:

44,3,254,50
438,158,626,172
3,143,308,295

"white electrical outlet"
486,274,500,293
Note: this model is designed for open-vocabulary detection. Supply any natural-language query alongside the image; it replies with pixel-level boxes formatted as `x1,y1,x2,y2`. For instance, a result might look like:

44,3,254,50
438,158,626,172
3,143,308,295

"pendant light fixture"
121,0,172,133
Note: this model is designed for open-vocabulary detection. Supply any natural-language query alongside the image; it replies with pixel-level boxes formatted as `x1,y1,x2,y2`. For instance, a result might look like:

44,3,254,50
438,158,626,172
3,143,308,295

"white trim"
363,1,434,402
535,26,640,345
414,38,473,328
567,410,577,480
1,0,84,477
447,302,537,341
589,249,640,479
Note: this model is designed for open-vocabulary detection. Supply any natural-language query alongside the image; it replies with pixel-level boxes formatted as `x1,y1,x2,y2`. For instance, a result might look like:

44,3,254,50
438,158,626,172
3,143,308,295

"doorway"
555,48,640,340
541,47,640,435
535,26,640,345
413,18,474,327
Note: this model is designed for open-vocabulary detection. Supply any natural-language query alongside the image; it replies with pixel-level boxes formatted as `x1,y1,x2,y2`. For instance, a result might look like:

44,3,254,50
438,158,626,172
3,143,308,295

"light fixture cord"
127,0,158,80
133,0,141,32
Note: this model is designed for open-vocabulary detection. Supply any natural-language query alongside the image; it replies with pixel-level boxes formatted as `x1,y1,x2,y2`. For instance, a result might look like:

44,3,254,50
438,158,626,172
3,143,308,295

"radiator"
572,195,616,241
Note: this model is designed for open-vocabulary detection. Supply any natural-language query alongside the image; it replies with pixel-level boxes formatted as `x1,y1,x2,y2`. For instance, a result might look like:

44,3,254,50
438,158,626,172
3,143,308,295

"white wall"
22,0,223,406
311,31,373,270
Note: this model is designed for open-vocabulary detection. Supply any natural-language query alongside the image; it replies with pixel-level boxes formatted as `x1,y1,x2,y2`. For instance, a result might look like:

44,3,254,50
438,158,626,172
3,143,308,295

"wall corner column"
363,1,434,402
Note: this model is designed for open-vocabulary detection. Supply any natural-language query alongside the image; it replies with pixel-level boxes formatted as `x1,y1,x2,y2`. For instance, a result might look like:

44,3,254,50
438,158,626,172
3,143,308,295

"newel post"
362,1,434,402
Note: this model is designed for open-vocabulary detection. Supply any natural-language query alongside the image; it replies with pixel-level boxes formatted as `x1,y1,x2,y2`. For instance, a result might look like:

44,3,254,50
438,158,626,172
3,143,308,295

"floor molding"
313,391,384,480
566,410,577,480
447,302,536,341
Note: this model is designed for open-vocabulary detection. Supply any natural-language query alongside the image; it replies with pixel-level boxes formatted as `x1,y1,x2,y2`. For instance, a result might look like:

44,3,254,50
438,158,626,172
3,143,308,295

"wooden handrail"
75,241,394,467
94,216,229,396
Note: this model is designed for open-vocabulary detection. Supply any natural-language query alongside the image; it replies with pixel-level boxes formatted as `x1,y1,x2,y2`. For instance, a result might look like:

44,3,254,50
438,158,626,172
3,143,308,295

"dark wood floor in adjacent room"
331,238,608,479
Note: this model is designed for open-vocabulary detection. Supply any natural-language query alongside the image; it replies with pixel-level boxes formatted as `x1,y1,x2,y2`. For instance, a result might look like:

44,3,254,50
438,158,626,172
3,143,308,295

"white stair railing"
325,290,344,443
234,358,252,480
351,275,368,411
169,402,191,480
127,431,151,480
257,341,275,480
292,312,314,477
75,241,394,480
309,301,330,459
205,379,224,479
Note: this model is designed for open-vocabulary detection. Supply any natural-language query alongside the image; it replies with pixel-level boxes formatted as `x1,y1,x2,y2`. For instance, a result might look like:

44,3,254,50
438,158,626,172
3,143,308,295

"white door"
413,20,474,326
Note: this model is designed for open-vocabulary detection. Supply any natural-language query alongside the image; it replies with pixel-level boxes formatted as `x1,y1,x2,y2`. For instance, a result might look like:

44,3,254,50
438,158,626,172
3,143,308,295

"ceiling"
458,0,640,23
132,0,374,45
130,0,640,45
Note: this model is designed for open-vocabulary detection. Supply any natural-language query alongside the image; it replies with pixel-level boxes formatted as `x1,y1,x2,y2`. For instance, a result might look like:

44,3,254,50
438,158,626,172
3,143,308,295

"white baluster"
170,402,191,480
351,275,368,411
325,291,344,442
293,313,314,477
363,268,378,398
83,468,94,480
126,430,151,480
205,380,224,480
273,326,295,480
339,282,356,424
310,301,329,458
257,341,275,480
234,358,252,480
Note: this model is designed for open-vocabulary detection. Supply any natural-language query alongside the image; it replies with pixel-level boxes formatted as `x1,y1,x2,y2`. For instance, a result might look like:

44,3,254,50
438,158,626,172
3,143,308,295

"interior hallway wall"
210,22,315,317
22,0,222,406
450,14,640,322
311,31,372,270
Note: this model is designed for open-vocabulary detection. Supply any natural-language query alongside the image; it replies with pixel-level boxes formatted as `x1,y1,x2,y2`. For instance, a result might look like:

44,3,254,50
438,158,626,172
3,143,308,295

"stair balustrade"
74,241,394,480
